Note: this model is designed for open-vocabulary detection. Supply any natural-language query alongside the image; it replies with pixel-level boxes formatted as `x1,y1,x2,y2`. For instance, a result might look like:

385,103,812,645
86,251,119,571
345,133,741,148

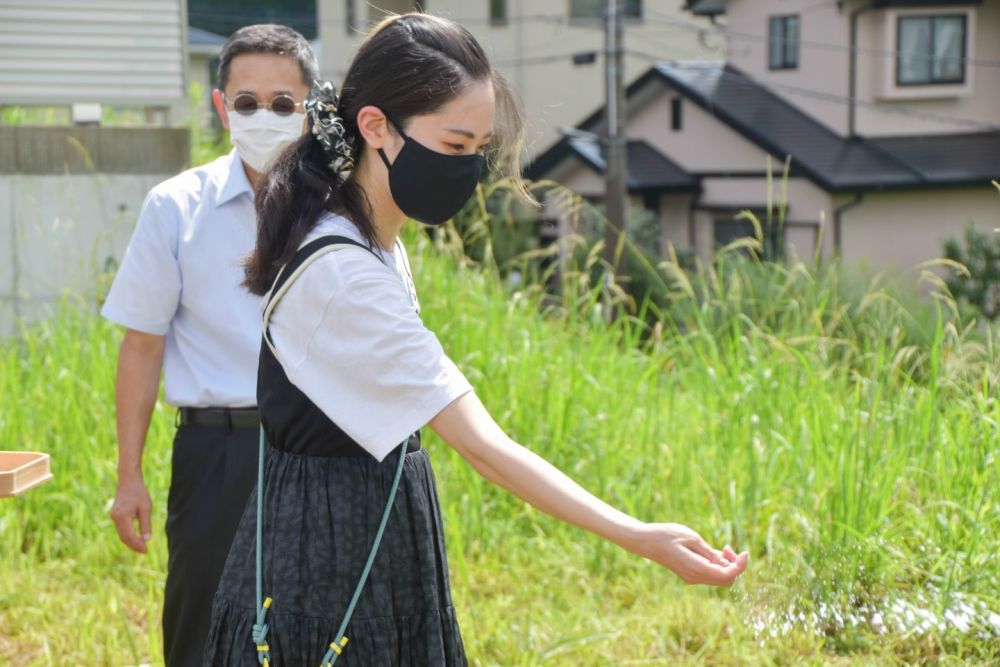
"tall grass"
1,205,998,664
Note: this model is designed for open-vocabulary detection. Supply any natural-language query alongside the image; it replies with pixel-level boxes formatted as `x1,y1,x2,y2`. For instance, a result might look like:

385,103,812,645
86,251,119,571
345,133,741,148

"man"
103,24,317,666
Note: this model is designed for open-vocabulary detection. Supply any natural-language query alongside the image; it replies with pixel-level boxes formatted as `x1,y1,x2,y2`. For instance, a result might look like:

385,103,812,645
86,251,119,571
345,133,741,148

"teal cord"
320,440,408,666
253,427,409,666
254,427,272,665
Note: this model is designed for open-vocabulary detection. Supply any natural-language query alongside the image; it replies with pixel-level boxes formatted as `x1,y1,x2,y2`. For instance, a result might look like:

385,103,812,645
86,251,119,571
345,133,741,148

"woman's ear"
355,106,392,150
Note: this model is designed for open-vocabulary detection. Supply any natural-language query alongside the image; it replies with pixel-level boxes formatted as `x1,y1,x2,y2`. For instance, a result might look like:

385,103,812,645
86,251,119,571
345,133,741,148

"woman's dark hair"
217,24,319,92
243,13,529,295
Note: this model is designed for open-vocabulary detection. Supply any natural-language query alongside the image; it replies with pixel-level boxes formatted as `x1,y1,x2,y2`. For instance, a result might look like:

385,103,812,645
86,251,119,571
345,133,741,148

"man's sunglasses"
225,93,304,117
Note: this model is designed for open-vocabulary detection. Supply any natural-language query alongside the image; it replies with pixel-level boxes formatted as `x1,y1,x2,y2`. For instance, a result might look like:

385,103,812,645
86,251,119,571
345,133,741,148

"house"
187,27,227,129
0,0,189,124
526,0,1000,274
318,0,719,152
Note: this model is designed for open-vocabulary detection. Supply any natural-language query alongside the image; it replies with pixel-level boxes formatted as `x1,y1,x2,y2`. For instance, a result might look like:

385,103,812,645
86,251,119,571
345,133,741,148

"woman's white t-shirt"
266,213,472,461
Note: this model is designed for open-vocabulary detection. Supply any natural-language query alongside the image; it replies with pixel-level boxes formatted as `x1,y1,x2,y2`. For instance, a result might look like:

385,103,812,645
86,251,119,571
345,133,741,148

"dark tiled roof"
656,61,1000,189
527,61,999,192
872,0,982,6
685,0,728,16
869,132,1000,185
188,26,227,47
525,137,699,192
652,62,933,191
566,138,699,191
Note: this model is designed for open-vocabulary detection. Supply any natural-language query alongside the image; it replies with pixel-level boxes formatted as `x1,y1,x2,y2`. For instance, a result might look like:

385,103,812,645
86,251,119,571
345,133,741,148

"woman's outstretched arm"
429,391,748,586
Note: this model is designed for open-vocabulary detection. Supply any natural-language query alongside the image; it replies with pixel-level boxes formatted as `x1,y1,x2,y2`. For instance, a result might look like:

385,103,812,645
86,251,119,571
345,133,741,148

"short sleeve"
101,190,182,335
269,247,473,461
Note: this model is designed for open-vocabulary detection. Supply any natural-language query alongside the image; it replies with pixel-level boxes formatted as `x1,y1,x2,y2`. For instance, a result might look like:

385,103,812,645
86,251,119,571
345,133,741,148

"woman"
204,13,748,665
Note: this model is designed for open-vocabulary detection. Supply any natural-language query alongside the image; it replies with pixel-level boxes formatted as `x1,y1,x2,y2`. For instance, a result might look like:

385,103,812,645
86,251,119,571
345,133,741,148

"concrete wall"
0,126,189,337
319,0,719,154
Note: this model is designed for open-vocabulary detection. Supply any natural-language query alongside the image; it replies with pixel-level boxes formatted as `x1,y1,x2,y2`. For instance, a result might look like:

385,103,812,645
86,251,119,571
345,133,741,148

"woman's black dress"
203,237,468,665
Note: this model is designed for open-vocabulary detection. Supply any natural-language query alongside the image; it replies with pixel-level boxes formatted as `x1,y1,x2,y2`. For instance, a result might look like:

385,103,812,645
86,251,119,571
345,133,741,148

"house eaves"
527,61,999,193
525,137,699,193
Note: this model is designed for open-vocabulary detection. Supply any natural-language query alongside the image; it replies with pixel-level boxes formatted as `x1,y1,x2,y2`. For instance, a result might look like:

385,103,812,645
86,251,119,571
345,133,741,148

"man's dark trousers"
162,423,257,666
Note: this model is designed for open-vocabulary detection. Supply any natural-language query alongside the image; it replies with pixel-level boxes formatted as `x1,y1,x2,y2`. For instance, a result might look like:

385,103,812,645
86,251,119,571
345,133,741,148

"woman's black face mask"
377,118,485,226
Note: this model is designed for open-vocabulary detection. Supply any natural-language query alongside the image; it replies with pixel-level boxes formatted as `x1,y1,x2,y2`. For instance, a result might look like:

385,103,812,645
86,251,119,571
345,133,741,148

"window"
670,97,682,131
714,216,783,260
570,0,642,20
897,15,966,85
490,0,507,25
768,15,799,70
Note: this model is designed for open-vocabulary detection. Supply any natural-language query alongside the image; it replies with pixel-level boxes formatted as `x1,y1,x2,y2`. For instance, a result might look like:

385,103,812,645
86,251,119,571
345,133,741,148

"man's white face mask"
228,110,304,173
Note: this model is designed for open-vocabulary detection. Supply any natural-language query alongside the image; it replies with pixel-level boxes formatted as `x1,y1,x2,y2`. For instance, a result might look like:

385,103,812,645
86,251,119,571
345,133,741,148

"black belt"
178,407,260,429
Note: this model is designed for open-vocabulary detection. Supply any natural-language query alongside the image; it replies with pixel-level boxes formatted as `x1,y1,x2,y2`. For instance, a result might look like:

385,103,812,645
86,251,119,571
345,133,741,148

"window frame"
713,215,784,261
767,14,800,70
569,0,643,22
670,97,682,131
490,0,508,25
895,14,967,87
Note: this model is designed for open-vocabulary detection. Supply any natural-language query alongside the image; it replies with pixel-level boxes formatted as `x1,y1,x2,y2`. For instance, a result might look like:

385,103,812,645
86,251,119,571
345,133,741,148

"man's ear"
355,106,393,151
212,89,229,130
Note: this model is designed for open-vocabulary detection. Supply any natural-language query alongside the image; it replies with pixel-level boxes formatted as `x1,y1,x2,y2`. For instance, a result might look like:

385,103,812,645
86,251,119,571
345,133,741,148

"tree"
944,225,1000,321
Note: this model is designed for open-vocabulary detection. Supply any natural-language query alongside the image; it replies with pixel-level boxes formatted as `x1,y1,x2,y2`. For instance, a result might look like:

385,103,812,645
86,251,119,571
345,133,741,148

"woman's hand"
628,523,748,586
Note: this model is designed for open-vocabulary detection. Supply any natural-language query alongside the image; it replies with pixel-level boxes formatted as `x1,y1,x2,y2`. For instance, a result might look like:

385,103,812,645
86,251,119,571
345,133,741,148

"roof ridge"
651,61,837,188
858,136,929,182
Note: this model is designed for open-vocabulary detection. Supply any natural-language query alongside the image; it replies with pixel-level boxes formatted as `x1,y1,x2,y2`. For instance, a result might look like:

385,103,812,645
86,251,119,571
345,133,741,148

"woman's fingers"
687,535,728,566
679,547,748,586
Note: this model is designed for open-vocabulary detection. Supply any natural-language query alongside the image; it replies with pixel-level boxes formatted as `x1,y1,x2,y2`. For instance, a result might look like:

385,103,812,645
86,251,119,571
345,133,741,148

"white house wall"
657,193,693,257
724,0,999,138
318,0,719,153
699,176,833,222
0,0,188,108
556,162,606,197
724,0,851,135
855,2,1000,137
838,186,1000,273
628,83,773,172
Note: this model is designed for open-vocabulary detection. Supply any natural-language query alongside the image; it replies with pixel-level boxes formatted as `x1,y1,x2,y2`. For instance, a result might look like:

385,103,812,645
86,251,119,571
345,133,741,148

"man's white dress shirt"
102,149,262,408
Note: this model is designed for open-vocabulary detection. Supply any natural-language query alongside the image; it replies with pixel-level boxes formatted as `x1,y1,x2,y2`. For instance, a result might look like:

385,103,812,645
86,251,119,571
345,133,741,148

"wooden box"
0,451,53,498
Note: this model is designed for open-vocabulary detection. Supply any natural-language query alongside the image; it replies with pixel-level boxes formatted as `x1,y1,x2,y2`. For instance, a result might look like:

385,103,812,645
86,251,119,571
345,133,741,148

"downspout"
687,183,703,261
832,192,864,257
848,1,875,137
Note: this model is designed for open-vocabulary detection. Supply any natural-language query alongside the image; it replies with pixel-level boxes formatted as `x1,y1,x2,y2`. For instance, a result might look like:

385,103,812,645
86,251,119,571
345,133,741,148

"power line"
624,48,1000,131
482,36,999,131
642,8,1000,69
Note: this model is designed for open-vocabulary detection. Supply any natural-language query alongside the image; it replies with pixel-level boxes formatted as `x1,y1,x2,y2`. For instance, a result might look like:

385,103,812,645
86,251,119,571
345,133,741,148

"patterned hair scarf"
304,80,355,174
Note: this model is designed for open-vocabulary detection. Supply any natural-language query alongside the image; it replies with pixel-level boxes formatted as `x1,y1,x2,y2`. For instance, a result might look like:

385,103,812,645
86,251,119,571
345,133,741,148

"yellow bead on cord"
330,636,349,654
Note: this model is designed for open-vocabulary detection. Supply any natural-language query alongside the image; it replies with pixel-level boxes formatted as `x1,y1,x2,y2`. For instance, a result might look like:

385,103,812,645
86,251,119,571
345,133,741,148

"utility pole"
604,0,627,274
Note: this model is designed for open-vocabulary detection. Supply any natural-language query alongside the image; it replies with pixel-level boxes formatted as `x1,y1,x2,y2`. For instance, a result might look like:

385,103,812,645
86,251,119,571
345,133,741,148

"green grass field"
1,227,998,665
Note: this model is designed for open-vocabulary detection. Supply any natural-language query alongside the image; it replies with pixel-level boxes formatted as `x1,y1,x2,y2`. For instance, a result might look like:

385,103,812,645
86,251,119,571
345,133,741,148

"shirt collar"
215,148,254,207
